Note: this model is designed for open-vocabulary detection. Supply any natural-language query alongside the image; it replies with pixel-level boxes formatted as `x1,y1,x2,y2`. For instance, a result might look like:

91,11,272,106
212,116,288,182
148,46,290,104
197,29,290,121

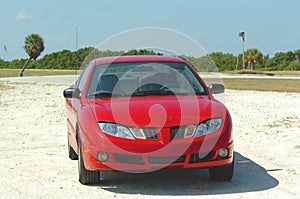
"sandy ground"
0,77,299,198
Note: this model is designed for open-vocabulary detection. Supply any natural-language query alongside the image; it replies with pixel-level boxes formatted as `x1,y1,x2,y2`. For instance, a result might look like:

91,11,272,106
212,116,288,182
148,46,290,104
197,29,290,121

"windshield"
87,61,208,98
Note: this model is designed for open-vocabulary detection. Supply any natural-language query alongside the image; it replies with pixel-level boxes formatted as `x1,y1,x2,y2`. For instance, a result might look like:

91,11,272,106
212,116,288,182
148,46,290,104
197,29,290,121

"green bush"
287,61,300,70
2,48,300,71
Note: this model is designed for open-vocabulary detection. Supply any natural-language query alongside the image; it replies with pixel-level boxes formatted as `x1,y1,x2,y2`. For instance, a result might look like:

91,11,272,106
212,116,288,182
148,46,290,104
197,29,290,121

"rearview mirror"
131,65,153,72
209,84,225,94
63,88,80,98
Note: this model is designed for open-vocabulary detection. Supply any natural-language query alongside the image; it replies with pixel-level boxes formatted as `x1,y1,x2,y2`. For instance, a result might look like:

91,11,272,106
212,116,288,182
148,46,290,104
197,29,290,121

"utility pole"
239,32,245,69
3,45,8,61
75,26,78,50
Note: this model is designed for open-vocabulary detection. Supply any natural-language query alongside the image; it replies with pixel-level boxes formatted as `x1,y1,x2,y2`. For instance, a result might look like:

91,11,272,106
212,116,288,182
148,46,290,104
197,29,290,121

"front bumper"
81,136,234,171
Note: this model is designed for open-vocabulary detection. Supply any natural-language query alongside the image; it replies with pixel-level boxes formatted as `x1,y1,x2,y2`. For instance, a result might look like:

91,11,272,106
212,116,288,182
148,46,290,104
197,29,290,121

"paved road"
0,75,78,85
202,73,300,79
0,74,299,85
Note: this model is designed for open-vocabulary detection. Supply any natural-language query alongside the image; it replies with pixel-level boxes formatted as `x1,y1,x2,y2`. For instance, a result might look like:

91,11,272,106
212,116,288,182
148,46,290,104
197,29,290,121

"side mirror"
63,88,81,98
209,84,225,94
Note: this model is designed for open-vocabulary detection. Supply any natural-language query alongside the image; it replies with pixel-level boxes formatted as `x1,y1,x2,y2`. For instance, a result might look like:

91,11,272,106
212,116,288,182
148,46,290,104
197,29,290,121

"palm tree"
19,34,44,77
244,48,264,70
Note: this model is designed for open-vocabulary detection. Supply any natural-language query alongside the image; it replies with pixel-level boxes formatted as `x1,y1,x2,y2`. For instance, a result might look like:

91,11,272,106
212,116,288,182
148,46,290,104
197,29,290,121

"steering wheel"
160,84,176,91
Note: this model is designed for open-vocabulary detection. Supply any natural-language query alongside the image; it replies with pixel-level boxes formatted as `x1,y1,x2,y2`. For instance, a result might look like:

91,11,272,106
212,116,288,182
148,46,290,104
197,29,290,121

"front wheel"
78,137,101,185
209,159,234,181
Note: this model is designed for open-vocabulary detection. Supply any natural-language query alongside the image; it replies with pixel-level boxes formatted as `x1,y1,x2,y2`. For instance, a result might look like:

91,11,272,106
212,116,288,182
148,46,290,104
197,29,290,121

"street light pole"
75,26,78,50
239,32,245,69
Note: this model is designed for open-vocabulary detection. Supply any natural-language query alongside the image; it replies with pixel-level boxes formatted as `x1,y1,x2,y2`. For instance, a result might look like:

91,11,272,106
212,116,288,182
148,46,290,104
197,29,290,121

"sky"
0,0,299,60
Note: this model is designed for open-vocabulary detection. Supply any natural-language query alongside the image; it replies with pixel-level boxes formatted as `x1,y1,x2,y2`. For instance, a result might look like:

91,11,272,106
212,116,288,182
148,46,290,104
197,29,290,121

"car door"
67,63,92,150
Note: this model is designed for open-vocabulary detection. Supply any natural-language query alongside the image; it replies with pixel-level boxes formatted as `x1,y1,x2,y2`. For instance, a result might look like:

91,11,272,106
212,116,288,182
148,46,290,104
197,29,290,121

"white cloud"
13,9,33,21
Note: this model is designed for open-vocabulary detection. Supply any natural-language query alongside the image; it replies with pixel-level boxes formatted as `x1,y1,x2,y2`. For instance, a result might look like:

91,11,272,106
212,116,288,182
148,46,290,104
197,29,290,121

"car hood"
88,96,225,127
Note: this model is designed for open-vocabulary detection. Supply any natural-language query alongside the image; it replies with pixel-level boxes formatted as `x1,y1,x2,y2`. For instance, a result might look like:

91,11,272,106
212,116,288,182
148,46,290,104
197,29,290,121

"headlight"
98,123,135,140
194,118,222,137
129,127,146,139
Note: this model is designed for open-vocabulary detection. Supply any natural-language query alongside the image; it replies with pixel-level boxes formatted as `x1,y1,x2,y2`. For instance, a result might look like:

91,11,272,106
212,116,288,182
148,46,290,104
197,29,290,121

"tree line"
1,47,299,71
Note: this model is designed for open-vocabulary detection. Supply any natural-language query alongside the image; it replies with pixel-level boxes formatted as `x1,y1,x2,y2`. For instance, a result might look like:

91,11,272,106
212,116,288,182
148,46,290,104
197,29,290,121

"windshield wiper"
193,86,206,95
88,90,123,98
132,90,175,96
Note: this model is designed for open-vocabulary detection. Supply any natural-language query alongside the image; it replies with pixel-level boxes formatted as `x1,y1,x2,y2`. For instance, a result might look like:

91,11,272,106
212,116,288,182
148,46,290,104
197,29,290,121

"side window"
77,62,92,92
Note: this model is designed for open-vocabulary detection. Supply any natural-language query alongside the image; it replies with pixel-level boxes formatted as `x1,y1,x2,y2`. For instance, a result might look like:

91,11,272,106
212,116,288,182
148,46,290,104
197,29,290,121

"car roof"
93,55,186,65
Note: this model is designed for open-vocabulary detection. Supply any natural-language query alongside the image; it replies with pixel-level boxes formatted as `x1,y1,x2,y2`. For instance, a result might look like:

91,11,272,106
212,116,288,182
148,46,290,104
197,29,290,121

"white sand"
0,80,299,198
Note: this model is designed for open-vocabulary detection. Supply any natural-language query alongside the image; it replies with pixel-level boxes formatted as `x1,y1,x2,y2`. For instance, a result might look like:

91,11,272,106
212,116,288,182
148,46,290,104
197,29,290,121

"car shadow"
95,152,279,196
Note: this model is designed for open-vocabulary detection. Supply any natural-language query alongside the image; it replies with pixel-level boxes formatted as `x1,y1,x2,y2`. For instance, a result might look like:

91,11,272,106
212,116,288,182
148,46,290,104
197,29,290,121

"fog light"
218,148,229,158
97,152,108,162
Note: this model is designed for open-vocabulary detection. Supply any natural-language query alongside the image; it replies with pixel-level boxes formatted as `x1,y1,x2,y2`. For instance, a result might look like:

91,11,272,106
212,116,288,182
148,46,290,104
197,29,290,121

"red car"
63,55,234,184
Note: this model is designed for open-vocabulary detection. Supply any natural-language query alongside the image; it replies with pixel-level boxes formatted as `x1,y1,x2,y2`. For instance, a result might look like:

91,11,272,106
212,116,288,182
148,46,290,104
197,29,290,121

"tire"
78,136,101,185
68,137,78,160
209,159,234,181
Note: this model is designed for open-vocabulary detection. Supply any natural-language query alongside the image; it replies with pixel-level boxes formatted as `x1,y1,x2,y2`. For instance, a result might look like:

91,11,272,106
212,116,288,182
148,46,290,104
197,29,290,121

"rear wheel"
68,137,78,160
78,136,101,185
209,159,234,181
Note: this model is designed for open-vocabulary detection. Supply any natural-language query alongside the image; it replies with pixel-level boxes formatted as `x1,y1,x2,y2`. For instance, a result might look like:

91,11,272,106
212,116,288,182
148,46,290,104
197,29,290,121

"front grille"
189,151,215,163
148,155,186,164
114,154,143,165
142,128,159,140
170,126,186,140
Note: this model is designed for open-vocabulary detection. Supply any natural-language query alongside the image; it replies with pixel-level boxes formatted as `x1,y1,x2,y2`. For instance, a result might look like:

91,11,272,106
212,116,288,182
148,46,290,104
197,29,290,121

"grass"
236,69,265,75
0,69,77,77
222,70,300,76
204,78,300,93
1,69,299,93
268,71,300,75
